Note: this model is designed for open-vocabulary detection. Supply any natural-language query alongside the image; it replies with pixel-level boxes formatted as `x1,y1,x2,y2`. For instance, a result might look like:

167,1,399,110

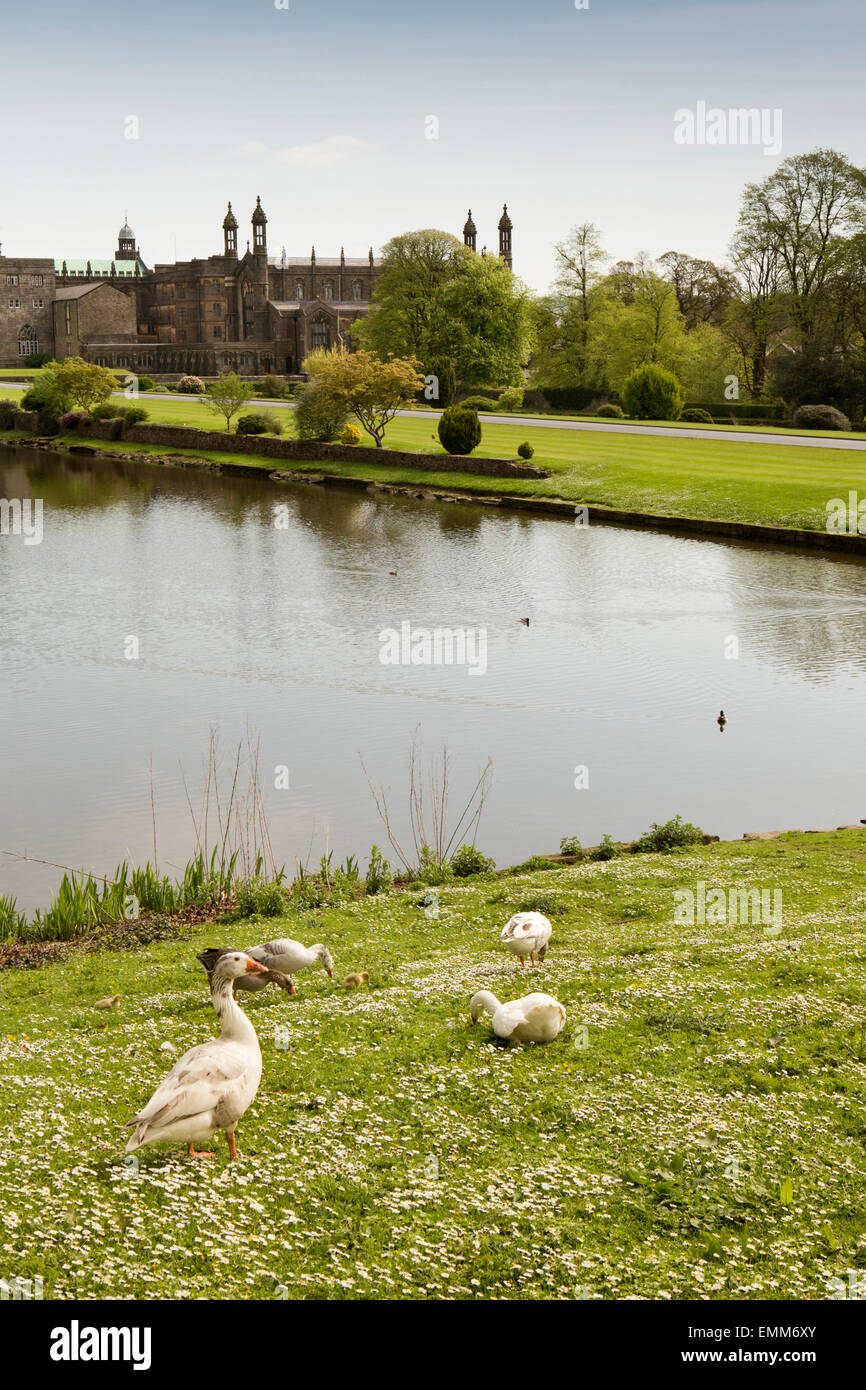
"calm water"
2,443,866,916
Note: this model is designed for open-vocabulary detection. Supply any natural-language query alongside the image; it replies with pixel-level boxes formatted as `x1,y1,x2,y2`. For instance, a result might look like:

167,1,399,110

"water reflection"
2,443,866,915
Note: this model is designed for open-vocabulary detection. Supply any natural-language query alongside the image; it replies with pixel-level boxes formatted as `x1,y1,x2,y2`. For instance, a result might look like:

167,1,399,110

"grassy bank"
1,830,864,1300
4,383,866,533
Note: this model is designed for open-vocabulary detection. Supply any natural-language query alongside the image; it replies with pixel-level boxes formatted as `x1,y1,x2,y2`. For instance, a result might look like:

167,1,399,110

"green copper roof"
55,258,148,277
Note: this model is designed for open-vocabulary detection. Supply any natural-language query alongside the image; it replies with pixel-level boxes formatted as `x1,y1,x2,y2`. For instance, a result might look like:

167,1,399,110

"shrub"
35,408,60,436
90,402,120,420
118,405,149,427
258,374,289,400
136,376,155,393
438,404,481,455
450,845,496,877
517,441,534,460
234,877,286,917
633,815,704,854
294,383,348,442
535,385,609,412
458,394,499,412
621,363,684,420
497,385,524,411
236,413,271,435
364,846,392,896
559,836,583,857
177,375,205,394
23,353,53,368
425,356,456,408
60,410,89,429
686,401,785,420
680,407,714,424
341,423,362,446
413,845,454,886
508,855,557,874
792,403,851,431
596,403,624,418
0,400,17,429
588,834,622,861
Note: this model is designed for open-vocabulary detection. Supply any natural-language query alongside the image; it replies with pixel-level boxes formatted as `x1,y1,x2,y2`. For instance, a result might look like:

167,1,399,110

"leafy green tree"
200,372,250,430
24,358,116,413
621,362,684,419
302,348,424,447
355,229,531,387
294,383,347,442
425,355,456,407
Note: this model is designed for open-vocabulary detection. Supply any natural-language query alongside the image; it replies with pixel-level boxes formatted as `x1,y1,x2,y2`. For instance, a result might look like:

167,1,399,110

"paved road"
5,383,866,450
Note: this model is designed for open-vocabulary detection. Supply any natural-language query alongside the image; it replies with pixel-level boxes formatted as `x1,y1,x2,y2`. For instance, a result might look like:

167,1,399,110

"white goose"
124,952,266,1160
470,990,566,1043
245,937,334,980
501,911,552,968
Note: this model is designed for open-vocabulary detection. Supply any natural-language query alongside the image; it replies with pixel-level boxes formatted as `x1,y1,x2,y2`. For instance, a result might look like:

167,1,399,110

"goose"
501,911,552,968
94,993,122,1010
342,971,369,989
245,937,334,980
196,946,297,997
124,951,267,1160
470,990,566,1043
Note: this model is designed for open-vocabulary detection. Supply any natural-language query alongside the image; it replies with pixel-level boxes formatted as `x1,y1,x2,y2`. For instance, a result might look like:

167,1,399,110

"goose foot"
186,1145,216,1159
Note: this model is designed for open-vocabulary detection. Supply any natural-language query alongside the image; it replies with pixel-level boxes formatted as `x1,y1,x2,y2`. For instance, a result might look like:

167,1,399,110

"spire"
463,209,477,252
251,195,267,252
311,246,316,266
498,203,513,269
223,201,238,257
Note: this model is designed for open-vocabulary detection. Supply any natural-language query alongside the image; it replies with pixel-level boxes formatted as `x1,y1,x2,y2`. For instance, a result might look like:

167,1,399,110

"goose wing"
501,912,552,949
245,938,300,970
125,1041,251,1142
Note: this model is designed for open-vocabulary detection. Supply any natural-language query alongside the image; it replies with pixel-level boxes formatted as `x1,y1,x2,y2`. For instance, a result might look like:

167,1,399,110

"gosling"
94,993,122,1010
342,971,370,990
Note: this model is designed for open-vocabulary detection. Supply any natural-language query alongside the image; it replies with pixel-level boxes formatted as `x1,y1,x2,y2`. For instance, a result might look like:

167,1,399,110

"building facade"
0,201,513,373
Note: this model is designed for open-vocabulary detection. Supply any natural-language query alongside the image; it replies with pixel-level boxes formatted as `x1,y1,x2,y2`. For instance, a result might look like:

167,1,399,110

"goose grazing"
501,911,552,968
124,951,267,1160
470,990,566,1043
245,937,334,980
196,947,296,997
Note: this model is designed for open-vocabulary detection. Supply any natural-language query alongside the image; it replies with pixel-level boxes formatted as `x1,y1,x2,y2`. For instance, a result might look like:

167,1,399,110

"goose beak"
245,958,268,974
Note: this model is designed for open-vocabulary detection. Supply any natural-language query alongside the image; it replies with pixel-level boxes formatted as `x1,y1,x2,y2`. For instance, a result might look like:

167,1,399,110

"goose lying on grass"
124,951,266,1160
501,911,552,968
342,971,369,989
245,937,334,980
196,947,297,997
469,990,566,1043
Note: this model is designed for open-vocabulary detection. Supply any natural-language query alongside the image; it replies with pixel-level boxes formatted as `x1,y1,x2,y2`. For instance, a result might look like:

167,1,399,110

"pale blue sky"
3,0,864,291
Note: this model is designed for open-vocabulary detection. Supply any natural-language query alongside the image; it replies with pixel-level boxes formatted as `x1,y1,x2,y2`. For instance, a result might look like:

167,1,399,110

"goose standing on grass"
501,911,552,968
196,947,297,997
124,951,267,1160
245,937,334,980
470,991,566,1043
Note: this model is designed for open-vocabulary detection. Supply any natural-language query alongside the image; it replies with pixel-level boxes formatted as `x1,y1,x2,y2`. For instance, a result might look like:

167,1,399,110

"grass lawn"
1,831,864,1300
4,384,866,531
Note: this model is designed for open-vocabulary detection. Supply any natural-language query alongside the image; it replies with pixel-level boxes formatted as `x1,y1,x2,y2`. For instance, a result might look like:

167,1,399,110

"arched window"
322,280,333,301
17,325,38,357
352,280,363,301
311,316,330,351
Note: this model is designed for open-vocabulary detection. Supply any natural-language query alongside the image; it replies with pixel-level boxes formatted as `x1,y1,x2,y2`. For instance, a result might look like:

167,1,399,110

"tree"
302,348,424,447
621,362,684,420
657,251,738,329
294,382,347,442
354,229,531,387
200,372,249,430
425,355,456,407
25,358,116,413
550,222,609,379
736,149,866,348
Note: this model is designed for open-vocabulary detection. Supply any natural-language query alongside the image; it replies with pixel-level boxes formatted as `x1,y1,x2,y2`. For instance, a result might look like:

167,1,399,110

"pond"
2,443,865,916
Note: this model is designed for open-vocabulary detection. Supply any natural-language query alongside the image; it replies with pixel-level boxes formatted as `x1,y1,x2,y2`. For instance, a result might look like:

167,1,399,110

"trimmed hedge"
687,400,785,421
437,405,482,455
534,385,610,412
792,403,851,431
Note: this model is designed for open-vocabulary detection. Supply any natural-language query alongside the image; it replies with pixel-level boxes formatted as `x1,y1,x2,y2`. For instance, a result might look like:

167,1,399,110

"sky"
2,0,865,293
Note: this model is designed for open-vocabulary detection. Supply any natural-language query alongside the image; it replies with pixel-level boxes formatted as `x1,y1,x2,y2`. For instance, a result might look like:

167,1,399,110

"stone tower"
498,204,513,270
463,209,477,252
251,196,268,256
116,218,137,261
223,202,238,258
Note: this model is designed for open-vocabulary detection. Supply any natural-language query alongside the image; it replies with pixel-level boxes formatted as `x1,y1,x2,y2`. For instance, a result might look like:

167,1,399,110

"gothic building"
0,200,514,373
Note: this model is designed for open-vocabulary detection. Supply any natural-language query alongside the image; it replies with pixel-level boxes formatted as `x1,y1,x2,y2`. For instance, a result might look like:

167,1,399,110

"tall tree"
657,251,738,329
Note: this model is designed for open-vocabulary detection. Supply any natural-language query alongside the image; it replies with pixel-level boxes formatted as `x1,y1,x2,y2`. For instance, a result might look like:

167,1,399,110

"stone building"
0,257,56,362
0,201,514,373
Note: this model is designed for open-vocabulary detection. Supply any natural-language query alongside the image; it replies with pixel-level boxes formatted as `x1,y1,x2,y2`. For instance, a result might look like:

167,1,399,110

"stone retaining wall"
68,420,548,479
